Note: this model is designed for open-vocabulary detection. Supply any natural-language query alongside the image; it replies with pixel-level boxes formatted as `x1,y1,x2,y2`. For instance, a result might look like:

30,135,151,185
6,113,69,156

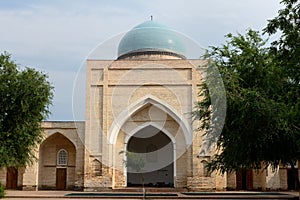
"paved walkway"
3,190,299,199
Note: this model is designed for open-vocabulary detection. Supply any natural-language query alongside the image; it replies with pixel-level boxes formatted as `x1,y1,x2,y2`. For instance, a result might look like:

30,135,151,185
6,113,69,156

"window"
57,149,68,166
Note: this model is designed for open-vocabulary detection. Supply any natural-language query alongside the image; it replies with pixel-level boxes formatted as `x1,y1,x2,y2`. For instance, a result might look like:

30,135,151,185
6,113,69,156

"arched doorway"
126,126,174,187
38,133,76,190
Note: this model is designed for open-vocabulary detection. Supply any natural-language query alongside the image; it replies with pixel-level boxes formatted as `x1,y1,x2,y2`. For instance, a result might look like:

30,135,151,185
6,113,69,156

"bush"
0,183,5,199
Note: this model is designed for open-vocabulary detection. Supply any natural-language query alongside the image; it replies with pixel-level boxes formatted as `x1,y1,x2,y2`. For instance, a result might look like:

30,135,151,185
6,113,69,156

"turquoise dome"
118,21,186,59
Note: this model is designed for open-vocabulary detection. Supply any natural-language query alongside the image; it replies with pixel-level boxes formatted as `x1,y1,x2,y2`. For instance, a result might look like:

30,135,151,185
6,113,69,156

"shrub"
0,183,5,199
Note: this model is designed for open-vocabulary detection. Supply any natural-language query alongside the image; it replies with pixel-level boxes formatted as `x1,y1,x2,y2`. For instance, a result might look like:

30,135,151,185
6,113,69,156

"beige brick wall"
37,122,85,190
253,169,266,190
226,172,236,190
23,163,38,190
84,59,204,189
266,166,281,190
279,168,288,190
0,168,6,186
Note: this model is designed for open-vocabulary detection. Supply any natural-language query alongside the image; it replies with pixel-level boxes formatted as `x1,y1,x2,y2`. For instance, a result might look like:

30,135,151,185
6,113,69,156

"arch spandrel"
109,95,192,146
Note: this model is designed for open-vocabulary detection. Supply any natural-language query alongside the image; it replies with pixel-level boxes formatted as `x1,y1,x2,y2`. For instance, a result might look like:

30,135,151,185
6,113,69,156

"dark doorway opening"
127,126,174,187
236,169,253,190
287,168,299,190
6,167,18,189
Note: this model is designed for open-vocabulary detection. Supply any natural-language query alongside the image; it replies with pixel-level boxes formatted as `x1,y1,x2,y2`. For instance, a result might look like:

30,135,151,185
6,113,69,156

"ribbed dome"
117,21,186,59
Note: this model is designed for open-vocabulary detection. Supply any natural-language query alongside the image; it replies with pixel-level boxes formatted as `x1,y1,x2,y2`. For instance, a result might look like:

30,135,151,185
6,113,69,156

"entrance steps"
112,187,188,193
5,190,298,199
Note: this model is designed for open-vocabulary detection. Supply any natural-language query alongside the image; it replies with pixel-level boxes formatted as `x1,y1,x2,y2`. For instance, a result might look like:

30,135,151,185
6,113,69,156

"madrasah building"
0,20,298,191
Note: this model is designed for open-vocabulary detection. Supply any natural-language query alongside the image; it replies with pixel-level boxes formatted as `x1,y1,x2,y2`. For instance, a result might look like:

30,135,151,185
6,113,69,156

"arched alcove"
38,132,76,190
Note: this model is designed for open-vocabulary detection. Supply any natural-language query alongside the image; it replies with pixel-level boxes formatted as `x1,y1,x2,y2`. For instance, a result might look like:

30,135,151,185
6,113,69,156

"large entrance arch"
126,126,174,187
111,96,191,188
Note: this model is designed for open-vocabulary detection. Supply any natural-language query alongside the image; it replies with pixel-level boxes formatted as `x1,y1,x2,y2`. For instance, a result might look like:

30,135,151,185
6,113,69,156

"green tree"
264,0,300,163
264,0,300,190
195,0,300,177
195,29,297,173
0,52,53,168
264,0,300,84
120,151,145,174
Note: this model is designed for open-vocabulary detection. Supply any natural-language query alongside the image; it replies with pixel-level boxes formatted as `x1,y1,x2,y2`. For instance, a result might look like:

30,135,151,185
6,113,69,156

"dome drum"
117,49,186,60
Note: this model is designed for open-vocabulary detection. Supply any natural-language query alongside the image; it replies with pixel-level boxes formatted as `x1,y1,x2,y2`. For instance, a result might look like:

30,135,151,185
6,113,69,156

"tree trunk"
140,174,146,199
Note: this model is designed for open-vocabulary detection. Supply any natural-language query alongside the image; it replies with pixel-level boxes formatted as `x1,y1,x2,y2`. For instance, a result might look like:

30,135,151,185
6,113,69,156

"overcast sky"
0,0,283,121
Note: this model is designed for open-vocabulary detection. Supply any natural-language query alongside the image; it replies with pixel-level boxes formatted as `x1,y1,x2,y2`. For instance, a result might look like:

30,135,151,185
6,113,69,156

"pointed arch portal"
38,132,76,190
126,126,174,187
110,95,191,188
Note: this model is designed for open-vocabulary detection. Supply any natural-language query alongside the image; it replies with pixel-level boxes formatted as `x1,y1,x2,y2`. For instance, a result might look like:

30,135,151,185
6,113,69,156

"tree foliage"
264,0,300,84
195,28,300,173
194,0,300,173
264,0,300,160
0,52,53,168
0,183,4,198
119,150,145,173
193,60,227,156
